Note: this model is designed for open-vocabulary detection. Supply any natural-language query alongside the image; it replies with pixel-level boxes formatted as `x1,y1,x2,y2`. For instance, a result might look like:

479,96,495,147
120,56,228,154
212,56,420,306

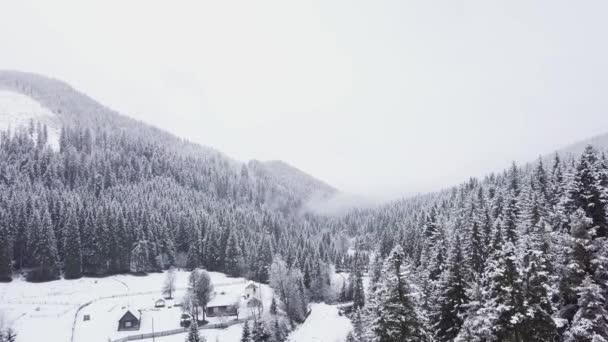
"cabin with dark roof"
117,310,140,331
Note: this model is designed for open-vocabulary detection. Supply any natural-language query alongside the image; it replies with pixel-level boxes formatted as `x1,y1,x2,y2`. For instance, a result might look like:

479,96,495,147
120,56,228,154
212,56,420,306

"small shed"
247,297,263,309
117,310,140,331
244,282,259,299
155,299,166,308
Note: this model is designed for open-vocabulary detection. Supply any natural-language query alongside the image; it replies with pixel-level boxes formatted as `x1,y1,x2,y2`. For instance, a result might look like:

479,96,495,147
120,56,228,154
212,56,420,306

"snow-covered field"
151,323,244,342
287,303,352,342
0,90,60,149
0,270,271,342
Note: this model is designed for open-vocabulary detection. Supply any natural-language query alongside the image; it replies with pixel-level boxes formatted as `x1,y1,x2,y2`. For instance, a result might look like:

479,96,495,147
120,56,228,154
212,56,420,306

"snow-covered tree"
564,276,608,341
433,236,467,342
370,245,428,342
63,211,82,279
185,319,204,342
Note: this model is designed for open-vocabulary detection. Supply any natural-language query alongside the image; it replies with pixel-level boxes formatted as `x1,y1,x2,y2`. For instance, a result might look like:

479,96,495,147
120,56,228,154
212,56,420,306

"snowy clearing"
0,90,60,149
287,303,352,342
0,270,272,342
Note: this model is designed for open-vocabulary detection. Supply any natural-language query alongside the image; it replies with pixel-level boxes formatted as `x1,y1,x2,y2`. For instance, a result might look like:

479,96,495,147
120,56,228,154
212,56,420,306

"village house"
155,299,166,308
117,310,140,331
206,292,238,317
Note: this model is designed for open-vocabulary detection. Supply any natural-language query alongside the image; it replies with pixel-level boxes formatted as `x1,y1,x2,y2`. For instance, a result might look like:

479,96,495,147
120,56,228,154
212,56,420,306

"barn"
117,310,140,331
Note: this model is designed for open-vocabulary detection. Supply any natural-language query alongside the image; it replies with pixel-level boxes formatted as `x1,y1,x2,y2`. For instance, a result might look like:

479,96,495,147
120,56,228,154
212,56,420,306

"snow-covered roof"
245,281,258,289
118,310,139,323
207,293,238,308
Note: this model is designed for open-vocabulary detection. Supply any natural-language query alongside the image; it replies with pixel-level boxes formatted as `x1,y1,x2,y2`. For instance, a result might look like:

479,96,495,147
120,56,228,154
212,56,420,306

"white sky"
2,0,608,199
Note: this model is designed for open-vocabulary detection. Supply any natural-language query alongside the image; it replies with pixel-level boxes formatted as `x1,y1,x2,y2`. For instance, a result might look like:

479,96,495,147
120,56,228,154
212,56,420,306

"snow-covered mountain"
0,70,336,207
0,90,60,149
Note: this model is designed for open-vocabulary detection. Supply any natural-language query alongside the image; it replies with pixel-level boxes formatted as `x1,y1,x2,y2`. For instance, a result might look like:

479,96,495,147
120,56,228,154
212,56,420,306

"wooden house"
117,310,140,331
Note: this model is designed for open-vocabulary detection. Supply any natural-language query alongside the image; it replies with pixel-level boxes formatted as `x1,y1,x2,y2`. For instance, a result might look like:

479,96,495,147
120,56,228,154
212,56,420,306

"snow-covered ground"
287,303,352,342
0,90,60,149
151,323,244,342
0,270,271,342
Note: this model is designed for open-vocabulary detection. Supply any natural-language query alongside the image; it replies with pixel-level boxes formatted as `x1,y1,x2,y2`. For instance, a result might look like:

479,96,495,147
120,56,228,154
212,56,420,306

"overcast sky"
2,0,608,199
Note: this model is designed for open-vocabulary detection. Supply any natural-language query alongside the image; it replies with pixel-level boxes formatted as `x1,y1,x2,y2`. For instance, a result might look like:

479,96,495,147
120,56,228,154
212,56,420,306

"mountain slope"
0,71,339,283
0,70,335,209
0,90,60,149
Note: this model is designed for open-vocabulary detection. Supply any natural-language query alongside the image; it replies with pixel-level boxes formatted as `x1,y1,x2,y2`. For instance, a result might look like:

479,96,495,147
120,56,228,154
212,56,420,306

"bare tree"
194,270,214,321
187,269,214,322
162,266,177,299
181,291,198,321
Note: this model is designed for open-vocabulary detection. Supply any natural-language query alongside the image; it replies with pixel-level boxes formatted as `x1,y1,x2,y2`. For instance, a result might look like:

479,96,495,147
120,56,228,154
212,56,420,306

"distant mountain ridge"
554,131,608,157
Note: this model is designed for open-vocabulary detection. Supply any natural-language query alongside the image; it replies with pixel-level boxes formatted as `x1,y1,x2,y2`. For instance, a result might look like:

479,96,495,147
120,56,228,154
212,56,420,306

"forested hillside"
0,71,343,286
340,147,608,341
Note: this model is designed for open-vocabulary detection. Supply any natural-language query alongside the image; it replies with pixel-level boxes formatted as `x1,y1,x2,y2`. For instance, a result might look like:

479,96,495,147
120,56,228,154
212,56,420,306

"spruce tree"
567,145,607,238
0,211,13,281
130,239,149,274
564,276,608,341
185,319,203,342
225,231,244,277
29,209,60,281
63,211,82,279
251,320,271,342
433,236,467,342
241,321,251,342
270,297,278,315
371,245,428,342
352,262,366,310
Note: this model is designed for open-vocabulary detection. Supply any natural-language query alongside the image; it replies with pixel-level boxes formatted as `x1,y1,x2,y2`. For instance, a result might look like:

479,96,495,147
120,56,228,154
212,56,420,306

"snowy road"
287,303,352,342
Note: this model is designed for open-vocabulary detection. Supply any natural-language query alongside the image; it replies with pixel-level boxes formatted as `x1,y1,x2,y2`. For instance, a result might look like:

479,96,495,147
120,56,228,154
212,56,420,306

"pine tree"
352,262,366,310
130,239,149,274
520,218,556,341
270,297,278,315
241,321,251,342
0,210,13,282
482,236,525,340
255,236,273,283
371,245,428,342
63,211,82,279
351,308,367,342
251,320,271,342
29,209,60,281
564,276,608,341
433,236,467,342
273,317,286,342
560,209,594,322
567,145,607,238
468,220,485,280
225,231,244,277
185,319,203,342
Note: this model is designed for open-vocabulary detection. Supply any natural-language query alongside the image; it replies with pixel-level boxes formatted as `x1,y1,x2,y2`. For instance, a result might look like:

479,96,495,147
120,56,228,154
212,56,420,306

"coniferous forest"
1,72,608,341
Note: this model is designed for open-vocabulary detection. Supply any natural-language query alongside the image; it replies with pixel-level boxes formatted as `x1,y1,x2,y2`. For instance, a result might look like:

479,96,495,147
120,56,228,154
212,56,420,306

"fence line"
71,300,94,342
107,319,247,342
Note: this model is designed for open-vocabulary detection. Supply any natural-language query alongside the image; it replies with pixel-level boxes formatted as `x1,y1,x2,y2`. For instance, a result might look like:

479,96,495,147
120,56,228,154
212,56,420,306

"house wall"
206,305,237,317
